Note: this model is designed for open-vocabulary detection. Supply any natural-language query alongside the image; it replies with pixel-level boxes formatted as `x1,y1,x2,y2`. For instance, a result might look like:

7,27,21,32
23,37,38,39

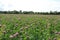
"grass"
0,14,60,40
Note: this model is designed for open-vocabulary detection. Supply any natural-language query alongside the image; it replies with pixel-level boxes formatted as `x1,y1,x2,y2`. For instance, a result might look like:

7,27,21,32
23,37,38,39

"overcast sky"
0,0,60,12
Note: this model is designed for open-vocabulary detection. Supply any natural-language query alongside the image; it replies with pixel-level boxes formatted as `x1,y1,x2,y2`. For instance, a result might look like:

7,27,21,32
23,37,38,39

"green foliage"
0,14,60,40
0,10,60,14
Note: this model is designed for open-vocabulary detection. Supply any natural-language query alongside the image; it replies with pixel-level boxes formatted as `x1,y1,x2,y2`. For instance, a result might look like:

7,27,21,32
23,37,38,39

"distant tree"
57,12,60,14
23,11,29,14
3,11,7,14
0,10,60,15
28,11,34,14
23,11,34,14
19,10,22,14
53,11,57,15
0,11,2,13
12,10,19,14
50,11,53,14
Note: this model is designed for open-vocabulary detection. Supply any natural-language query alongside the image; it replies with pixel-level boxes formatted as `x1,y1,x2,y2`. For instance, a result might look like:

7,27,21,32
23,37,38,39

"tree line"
0,10,60,15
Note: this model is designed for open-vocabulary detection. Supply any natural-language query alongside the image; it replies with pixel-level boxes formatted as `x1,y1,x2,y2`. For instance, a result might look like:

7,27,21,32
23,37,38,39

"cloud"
0,0,60,12
0,3,4,11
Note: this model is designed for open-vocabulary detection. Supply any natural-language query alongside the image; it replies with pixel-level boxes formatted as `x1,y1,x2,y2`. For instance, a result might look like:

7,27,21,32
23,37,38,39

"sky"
0,0,60,12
